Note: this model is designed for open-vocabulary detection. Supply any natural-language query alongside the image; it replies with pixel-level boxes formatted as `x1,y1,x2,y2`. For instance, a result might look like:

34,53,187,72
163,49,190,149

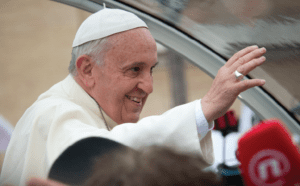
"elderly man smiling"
1,7,266,186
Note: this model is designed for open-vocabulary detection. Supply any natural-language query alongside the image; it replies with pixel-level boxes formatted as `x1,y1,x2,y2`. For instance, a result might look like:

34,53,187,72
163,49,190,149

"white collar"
61,75,118,129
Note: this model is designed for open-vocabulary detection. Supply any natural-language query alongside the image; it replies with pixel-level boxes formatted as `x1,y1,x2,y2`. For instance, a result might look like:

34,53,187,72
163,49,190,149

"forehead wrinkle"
121,62,146,70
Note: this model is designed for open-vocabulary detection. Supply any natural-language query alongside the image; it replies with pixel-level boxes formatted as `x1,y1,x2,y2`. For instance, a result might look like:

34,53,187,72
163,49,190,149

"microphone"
237,119,300,186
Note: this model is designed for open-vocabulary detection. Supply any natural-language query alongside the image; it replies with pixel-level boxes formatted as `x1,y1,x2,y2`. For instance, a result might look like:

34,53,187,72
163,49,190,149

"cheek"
120,80,139,92
108,84,129,105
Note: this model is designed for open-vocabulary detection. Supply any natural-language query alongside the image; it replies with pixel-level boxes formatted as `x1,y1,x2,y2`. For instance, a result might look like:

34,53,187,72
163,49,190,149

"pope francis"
0,7,266,186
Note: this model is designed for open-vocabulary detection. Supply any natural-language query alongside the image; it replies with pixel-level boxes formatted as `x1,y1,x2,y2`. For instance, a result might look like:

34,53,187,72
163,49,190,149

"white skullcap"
72,8,148,47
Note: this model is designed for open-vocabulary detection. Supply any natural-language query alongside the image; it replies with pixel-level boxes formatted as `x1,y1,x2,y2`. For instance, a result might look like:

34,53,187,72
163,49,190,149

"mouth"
125,95,142,105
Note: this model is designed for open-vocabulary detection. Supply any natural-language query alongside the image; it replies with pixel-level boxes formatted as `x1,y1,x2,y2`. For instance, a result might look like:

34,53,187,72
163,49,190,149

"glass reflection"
119,0,300,121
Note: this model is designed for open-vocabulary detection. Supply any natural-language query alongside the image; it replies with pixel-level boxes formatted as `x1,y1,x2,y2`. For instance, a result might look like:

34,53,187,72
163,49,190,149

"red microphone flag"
237,119,300,186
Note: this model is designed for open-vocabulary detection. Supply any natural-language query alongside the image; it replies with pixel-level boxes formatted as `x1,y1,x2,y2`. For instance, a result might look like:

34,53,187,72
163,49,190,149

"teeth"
126,95,141,103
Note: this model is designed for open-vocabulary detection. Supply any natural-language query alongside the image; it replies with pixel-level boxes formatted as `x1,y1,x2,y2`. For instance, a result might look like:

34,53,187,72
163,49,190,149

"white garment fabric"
0,75,214,186
0,115,14,153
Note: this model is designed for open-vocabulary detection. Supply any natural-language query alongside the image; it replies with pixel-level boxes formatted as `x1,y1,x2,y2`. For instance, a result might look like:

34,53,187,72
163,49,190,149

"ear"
75,55,95,88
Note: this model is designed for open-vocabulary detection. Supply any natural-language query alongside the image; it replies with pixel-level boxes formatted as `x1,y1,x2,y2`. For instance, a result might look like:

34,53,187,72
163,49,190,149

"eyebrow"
122,62,159,70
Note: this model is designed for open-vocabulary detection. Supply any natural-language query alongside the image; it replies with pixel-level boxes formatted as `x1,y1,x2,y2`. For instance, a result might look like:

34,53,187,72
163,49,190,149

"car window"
118,0,300,122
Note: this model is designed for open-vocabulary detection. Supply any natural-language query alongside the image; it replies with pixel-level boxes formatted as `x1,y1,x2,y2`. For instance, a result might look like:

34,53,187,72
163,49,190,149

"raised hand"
201,45,266,123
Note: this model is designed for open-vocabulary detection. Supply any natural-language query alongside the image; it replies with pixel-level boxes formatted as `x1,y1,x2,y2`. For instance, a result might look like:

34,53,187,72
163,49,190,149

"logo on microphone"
248,149,290,186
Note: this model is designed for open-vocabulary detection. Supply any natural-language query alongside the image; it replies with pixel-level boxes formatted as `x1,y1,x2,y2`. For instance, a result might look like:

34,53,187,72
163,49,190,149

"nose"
138,72,153,94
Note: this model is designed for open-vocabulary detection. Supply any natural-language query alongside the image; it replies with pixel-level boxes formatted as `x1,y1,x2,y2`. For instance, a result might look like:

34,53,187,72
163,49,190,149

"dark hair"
84,146,222,186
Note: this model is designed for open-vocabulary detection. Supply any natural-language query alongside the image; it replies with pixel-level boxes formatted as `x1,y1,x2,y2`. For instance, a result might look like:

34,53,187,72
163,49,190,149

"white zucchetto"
72,8,148,47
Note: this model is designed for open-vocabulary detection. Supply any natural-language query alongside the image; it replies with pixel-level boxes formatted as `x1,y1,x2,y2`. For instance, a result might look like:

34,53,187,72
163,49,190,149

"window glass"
119,0,300,122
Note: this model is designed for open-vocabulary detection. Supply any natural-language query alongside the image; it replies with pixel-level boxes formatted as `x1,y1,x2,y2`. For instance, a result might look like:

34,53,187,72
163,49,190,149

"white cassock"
0,75,214,186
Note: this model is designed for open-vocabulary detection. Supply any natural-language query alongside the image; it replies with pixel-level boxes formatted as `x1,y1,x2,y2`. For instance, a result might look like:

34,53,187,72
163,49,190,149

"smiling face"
90,28,158,124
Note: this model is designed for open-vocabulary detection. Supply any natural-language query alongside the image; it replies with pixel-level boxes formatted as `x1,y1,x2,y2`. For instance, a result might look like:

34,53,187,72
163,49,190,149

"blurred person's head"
84,146,222,186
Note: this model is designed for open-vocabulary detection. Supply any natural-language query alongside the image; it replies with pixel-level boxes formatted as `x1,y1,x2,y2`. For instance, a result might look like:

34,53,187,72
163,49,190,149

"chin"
129,117,139,123
125,114,140,123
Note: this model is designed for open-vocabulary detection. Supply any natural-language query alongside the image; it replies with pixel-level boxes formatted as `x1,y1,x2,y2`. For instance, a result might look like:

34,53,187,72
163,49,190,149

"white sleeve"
195,99,214,140
103,100,202,154
104,99,214,166
48,100,214,174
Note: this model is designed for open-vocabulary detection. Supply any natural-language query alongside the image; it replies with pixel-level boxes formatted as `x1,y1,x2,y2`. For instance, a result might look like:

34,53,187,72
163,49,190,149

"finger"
26,178,66,186
226,45,258,67
236,56,266,76
231,47,266,71
236,79,266,93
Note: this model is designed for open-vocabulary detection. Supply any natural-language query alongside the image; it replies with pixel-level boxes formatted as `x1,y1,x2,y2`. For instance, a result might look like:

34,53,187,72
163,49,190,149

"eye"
124,66,141,78
131,67,140,72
